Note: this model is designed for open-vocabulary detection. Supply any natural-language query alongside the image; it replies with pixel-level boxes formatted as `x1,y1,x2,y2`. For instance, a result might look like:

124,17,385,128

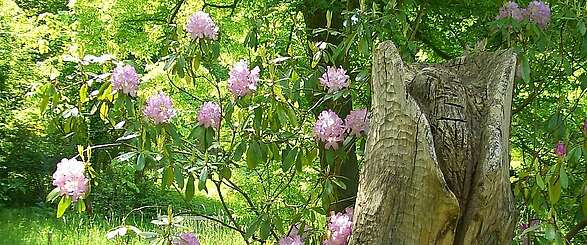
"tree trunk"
350,41,516,244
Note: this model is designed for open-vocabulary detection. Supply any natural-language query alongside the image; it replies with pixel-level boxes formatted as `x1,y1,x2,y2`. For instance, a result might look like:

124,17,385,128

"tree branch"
565,219,587,243
203,0,240,15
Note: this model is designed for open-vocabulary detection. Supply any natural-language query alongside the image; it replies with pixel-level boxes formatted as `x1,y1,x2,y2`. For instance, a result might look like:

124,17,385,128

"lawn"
0,207,245,245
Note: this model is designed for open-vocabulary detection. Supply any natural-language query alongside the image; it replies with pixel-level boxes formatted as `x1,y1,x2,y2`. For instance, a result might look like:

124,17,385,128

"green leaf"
125,96,135,117
521,55,530,82
46,187,61,203
295,148,304,173
189,126,204,140
578,21,587,36
40,93,49,113
325,149,335,165
177,55,186,78
245,219,259,240
276,104,288,126
259,219,271,240
136,153,145,171
332,178,347,190
80,84,88,103
326,10,332,28
174,165,184,189
57,196,72,218
116,152,138,162
548,179,561,204
233,141,247,161
185,174,195,202
76,199,86,213
100,102,109,121
192,54,200,71
163,165,174,188
166,124,181,146
545,224,557,240
198,168,208,191
305,148,318,166
219,166,232,180
246,141,263,169
536,174,546,190
582,194,587,216
560,167,568,189
224,102,234,125
285,105,299,127
282,147,297,171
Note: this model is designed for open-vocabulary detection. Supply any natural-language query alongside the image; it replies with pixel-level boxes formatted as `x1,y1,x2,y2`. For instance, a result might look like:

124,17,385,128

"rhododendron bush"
15,0,586,244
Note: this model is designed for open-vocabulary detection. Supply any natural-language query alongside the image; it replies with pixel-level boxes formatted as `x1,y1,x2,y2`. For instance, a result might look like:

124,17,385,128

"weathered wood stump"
350,41,516,245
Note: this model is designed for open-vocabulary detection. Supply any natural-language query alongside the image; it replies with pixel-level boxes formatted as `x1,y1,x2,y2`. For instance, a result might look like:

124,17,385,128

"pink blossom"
314,110,346,150
345,109,368,136
554,142,566,157
228,60,260,97
186,11,218,40
143,92,176,124
52,158,88,201
197,102,221,128
173,232,200,245
323,207,353,245
525,1,551,28
111,64,140,96
279,234,304,245
496,1,525,21
319,66,349,92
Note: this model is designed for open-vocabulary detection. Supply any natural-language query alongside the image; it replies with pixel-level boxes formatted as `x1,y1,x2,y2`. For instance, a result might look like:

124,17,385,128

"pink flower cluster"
314,110,346,150
496,1,525,21
526,1,551,28
496,1,551,28
197,102,221,128
345,109,368,137
228,60,260,97
186,11,218,40
143,92,176,124
554,142,566,157
320,66,350,92
314,109,368,150
279,234,303,245
323,207,353,245
173,232,200,245
111,64,140,97
52,158,88,202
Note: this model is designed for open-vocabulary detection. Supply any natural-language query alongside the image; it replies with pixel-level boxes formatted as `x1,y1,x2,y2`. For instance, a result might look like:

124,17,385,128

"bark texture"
350,41,516,245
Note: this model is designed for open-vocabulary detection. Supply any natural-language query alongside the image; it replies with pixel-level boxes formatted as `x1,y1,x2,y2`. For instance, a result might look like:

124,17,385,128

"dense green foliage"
2,0,587,244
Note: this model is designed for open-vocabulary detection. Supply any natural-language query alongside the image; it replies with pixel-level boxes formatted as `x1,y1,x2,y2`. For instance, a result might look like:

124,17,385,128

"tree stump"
350,41,516,245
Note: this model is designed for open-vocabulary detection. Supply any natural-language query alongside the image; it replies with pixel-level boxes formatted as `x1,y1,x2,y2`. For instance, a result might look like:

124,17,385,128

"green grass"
0,207,244,245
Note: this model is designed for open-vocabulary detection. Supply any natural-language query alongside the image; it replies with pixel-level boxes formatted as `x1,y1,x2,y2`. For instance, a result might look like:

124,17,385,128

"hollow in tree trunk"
350,41,517,244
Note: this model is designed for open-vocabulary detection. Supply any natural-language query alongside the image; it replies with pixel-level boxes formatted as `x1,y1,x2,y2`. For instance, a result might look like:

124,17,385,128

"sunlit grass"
0,207,244,245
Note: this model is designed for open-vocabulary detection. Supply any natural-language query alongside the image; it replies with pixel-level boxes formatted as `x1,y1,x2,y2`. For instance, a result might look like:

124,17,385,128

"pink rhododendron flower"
173,232,200,245
52,158,88,201
319,66,349,92
186,11,218,40
143,92,176,124
345,109,368,136
554,142,566,157
197,101,221,128
323,207,353,245
111,64,139,96
314,110,346,150
496,1,525,21
228,60,260,97
279,234,304,245
525,1,550,28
